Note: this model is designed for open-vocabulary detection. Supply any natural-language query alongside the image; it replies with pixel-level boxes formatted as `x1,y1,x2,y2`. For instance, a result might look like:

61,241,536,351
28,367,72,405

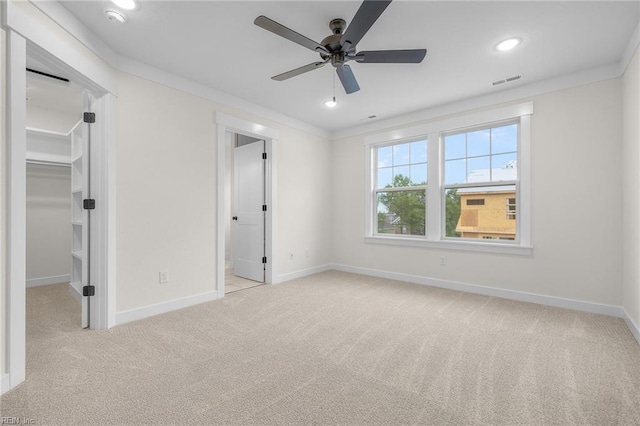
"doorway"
25,58,85,331
215,113,278,297
225,134,266,294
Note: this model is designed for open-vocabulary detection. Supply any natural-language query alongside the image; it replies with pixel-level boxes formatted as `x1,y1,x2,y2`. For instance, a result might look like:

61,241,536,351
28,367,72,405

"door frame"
3,17,116,392
215,113,278,296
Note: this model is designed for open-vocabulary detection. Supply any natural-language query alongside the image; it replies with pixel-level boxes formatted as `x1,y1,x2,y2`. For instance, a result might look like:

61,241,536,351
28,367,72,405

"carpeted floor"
2,271,640,425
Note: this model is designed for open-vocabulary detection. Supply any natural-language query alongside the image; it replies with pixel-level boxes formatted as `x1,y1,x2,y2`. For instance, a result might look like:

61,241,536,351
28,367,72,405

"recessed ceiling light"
105,10,126,23
324,97,337,108
109,0,136,11
495,37,521,52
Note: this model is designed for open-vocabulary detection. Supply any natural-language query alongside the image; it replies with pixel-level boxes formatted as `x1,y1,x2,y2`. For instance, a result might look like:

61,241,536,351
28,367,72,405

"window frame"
372,138,428,238
363,102,532,255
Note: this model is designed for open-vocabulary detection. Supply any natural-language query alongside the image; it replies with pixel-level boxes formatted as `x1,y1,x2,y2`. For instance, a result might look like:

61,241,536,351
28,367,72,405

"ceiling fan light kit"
254,0,427,95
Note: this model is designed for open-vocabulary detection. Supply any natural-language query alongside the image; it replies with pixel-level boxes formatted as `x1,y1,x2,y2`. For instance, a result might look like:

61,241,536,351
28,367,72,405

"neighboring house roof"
458,161,517,194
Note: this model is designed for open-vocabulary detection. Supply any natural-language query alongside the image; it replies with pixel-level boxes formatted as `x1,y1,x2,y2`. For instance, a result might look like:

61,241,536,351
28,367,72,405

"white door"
70,92,93,327
233,140,265,282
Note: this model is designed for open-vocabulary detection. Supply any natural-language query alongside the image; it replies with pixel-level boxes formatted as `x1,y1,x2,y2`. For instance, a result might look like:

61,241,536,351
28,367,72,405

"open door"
70,92,94,328
232,140,266,282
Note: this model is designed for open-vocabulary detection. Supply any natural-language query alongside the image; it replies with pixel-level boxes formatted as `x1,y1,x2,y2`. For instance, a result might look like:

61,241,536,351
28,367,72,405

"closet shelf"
71,251,83,261
72,221,82,227
71,155,83,164
72,188,82,194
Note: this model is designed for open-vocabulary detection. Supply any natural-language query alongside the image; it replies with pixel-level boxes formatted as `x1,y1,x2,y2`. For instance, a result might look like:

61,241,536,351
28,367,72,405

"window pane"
467,129,490,157
491,124,518,154
445,184,517,240
377,145,393,167
377,167,392,188
491,152,517,177
393,166,410,184
444,133,465,160
444,159,466,184
410,163,427,185
393,143,410,166
467,156,491,182
410,140,427,163
377,189,426,235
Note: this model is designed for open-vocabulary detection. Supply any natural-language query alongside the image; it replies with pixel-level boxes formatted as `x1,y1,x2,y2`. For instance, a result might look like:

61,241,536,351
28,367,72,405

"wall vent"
491,74,523,86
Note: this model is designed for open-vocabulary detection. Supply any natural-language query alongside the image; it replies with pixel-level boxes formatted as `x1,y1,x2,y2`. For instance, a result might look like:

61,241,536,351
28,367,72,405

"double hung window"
364,102,532,254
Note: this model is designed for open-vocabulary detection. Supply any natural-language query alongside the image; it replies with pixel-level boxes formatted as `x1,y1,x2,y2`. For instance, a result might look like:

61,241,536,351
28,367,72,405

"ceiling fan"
254,0,427,95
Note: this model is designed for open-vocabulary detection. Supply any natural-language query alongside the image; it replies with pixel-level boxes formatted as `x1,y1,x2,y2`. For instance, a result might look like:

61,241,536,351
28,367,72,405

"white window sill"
364,236,532,255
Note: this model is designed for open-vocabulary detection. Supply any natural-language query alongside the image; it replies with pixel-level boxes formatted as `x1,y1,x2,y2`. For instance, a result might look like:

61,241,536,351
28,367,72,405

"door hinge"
82,285,95,297
262,152,267,160
262,256,267,264
262,205,267,212
83,199,96,210
83,112,96,123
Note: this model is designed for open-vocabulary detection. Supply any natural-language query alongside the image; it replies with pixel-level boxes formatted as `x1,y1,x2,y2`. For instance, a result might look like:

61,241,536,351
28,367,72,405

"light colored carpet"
225,271,264,294
2,271,640,425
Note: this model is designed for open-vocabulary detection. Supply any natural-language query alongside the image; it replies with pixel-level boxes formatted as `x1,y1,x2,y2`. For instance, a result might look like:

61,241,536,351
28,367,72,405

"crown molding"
330,62,621,140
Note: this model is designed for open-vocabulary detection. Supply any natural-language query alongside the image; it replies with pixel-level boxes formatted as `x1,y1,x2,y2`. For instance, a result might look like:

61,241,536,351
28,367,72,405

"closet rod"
26,159,72,168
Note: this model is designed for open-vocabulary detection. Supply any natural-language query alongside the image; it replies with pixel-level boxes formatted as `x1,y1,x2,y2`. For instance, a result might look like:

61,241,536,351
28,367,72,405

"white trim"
363,102,534,146
331,264,624,318
1,374,10,395
274,264,332,284
115,291,219,326
30,0,120,66
620,21,640,76
363,236,532,255
335,64,617,140
7,28,27,390
622,308,640,346
215,114,279,296
68,281,82,302
4,0,116,95
363,104,532,254
26,274,71,288
119,57,330,140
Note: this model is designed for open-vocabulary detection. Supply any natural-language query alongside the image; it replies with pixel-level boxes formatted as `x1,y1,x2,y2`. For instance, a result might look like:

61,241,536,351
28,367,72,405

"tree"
377,175,425,235
445,189,461,237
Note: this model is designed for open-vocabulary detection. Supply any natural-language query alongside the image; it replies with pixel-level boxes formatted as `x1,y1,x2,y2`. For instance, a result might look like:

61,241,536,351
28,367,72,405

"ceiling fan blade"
255,16,328,54
336,65,360,94
271,61,328,81
354,49,427,63
340,0,392,52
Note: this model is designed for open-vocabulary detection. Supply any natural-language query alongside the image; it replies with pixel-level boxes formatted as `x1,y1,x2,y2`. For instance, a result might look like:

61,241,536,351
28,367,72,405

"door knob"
232,216,238,221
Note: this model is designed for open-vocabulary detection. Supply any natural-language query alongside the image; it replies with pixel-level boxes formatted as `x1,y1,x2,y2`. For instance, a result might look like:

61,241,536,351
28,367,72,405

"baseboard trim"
115,290,219,326
275,264,332,284
330,264,624,318
622,307,640,345
26,274,71,288
68,281,82,302
1,374,10,395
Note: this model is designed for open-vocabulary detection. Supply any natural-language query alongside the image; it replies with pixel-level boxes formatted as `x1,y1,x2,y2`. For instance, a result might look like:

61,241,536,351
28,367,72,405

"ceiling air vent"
491,74,523,87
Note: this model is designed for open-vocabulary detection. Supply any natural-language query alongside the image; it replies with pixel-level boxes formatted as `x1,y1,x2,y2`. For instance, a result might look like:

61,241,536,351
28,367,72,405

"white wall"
332,78,623,307
25,164,71,283
115,71,333,314
622,47,640,331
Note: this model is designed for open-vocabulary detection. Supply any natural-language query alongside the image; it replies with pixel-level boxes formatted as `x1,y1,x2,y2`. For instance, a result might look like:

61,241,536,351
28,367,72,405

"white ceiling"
58,1,639,133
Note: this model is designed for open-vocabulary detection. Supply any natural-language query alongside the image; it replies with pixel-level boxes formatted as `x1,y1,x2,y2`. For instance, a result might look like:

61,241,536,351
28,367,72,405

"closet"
25,62,84,325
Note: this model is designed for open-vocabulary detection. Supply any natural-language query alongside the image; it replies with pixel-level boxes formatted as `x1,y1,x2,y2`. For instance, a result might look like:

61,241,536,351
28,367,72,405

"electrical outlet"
440,256,447,266
289,252,294,261
159,270,169,283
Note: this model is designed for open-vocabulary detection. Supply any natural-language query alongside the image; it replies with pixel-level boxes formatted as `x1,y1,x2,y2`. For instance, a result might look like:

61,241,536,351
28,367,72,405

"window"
374,140,427,236
506,198,516,220
364,102,532,255
443,121,519,241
